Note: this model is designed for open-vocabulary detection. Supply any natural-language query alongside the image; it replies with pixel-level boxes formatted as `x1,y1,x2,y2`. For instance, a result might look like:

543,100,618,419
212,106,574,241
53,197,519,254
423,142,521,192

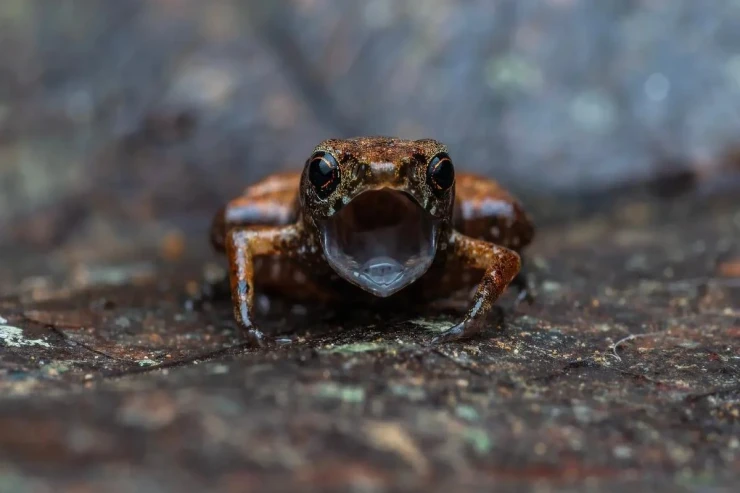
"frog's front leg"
226,224,301,347
432,231,521,344
453,173,534,306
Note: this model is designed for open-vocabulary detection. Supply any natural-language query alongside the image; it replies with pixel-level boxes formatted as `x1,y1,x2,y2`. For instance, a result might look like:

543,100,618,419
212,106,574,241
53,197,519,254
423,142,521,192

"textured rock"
1,186,737,491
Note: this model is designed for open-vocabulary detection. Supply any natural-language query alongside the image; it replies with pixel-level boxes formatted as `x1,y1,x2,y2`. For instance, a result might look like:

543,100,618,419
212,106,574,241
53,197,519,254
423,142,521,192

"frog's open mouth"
320,189,437,297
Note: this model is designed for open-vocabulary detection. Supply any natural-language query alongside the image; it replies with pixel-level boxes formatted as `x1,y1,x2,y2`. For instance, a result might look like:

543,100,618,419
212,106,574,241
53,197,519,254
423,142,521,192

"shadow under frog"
209,137,534,347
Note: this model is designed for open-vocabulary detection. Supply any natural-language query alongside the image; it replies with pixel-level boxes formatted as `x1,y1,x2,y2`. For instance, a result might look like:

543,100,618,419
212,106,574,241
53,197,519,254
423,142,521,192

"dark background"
2,0,740,259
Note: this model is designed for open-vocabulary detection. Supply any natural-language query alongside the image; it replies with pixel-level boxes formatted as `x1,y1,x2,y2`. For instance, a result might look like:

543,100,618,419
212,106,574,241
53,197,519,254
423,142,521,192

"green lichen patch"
322,341,389,354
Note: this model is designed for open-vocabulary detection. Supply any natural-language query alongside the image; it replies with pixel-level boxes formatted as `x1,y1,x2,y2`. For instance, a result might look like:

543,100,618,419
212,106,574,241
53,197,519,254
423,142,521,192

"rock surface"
1,186,738,492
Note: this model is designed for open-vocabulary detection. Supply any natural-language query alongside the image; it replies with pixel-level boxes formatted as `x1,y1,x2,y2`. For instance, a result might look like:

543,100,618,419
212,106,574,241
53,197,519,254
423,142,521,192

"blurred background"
1,0,739,268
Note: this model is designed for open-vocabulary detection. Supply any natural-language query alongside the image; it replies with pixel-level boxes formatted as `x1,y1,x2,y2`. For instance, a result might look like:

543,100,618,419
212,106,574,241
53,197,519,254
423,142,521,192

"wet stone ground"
0,190,739,492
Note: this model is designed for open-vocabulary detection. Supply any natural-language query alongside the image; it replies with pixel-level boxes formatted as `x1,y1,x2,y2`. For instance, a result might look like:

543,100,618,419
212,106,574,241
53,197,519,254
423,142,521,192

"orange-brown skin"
211,137,534,347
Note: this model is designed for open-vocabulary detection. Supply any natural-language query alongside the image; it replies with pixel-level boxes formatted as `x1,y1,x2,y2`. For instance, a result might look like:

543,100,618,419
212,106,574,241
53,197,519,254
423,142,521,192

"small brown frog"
211,137,534,347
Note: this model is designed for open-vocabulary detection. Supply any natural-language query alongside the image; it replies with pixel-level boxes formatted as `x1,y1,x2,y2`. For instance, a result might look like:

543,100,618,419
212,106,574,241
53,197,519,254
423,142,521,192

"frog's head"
299,136,456,297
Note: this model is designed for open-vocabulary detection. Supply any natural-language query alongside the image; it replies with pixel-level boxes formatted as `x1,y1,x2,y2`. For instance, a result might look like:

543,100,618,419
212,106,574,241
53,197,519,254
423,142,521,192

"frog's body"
211,137,534,347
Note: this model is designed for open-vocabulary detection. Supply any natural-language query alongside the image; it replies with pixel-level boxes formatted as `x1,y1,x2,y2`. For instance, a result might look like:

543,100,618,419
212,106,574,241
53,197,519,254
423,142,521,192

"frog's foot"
430,234,520,345
244,325,268,348
243,325,296,349
511,271,535,308
429,318,483,345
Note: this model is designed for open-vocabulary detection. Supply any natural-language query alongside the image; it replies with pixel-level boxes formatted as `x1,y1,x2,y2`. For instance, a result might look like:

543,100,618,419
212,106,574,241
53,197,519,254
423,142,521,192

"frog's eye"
307,151,341,199
427,152,455,195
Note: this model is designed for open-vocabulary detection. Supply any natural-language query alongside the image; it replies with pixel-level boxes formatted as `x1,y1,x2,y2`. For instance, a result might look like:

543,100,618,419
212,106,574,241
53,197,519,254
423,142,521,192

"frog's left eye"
427,152,455,195
307,151,341,199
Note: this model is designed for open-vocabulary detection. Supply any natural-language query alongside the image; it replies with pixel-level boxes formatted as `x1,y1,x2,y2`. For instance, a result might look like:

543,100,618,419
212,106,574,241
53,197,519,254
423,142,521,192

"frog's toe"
429,321,471,345
243,326,297,349
273,335,296,346
429,315,490,345
244,326,268,348
511,271,535,307
514,287,534,307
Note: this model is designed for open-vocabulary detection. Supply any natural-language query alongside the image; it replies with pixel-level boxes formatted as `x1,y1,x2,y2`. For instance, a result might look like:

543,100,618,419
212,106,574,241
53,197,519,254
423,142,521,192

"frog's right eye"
307,151,341,199
427,152,455,195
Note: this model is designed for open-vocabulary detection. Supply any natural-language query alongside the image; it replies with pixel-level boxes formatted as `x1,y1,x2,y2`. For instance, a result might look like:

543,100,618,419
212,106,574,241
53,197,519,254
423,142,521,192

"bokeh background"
1,0,740,260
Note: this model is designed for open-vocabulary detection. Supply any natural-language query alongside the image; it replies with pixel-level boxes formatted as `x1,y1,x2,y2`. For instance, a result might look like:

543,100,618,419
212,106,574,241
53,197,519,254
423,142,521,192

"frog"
210,136,534,347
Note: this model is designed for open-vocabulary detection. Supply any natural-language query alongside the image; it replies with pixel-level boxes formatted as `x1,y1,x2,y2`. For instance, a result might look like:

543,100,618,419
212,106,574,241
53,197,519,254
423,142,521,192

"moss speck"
317,383,366,403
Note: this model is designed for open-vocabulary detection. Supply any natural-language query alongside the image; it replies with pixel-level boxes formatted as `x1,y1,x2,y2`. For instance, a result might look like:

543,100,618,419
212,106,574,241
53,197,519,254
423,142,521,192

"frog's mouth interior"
320,189,437,297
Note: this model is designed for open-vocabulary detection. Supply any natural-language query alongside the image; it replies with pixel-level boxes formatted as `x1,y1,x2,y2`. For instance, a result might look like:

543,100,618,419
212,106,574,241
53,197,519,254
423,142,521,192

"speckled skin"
211,137,534,347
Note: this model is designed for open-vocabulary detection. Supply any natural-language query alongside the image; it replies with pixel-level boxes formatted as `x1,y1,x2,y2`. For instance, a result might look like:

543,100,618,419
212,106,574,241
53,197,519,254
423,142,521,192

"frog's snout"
365,161,408,189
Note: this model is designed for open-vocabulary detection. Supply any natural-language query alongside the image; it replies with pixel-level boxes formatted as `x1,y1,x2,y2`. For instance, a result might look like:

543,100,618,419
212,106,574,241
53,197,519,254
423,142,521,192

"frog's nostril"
368,161,396,176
